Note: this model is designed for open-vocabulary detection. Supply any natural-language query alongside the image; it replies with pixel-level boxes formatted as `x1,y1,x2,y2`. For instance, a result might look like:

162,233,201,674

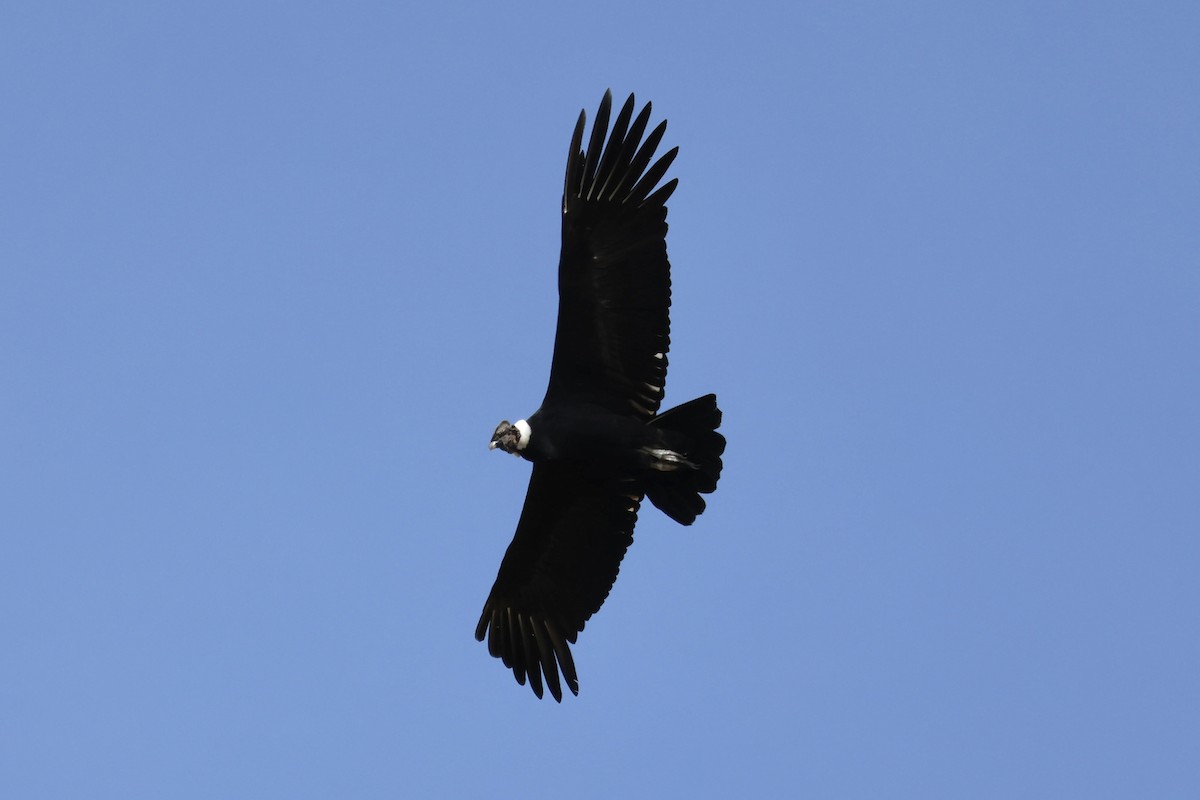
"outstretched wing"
475,464,642,701
544,91,679,421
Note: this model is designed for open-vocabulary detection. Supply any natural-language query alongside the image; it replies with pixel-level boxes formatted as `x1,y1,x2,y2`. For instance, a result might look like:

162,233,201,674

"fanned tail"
645,394,725,525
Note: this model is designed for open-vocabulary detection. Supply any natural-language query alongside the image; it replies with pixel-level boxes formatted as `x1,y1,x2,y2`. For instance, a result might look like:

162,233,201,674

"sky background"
2,2,1198,797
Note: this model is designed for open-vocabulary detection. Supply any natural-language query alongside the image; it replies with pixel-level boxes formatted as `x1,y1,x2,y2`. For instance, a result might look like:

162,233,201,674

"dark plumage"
477,91,725,701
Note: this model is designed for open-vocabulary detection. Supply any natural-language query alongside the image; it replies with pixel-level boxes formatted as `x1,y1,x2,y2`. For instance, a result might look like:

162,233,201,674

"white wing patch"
642,447,698,471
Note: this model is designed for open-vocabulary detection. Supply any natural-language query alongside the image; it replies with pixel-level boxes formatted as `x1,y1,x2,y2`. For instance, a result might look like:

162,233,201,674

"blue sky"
2,2,1198,797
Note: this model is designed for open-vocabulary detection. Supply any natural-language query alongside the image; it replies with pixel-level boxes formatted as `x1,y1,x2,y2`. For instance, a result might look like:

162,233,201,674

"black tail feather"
645,394,725,525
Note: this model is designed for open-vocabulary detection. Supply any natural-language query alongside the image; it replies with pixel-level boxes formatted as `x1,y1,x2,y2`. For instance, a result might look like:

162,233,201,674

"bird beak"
488,439,498,450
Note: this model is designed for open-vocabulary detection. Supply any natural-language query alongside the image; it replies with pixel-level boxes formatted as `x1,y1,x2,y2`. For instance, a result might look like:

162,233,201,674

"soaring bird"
477,91,725,701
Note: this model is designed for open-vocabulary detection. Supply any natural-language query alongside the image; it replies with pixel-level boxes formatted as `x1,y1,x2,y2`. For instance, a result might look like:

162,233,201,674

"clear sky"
2,2,1198,797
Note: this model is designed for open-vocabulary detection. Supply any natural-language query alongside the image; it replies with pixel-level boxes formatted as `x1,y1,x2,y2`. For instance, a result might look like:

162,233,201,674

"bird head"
489,419,531,455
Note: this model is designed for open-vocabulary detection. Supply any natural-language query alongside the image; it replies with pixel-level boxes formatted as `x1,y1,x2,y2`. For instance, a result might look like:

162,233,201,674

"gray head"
489,419,531,455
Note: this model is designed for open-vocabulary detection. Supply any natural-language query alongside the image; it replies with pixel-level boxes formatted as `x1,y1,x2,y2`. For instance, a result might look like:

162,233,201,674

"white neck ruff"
514,419,531,450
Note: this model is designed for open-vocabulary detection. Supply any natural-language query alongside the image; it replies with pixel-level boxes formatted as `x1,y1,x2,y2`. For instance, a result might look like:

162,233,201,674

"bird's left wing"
543,91,679,420
475,463,642,701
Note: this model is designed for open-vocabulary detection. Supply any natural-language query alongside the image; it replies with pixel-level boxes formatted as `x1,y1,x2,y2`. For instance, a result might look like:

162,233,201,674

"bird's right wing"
475,463,642,701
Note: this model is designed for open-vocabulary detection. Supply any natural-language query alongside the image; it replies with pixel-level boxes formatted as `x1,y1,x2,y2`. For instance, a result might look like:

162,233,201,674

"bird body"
500,401,662,470
477,91,725,701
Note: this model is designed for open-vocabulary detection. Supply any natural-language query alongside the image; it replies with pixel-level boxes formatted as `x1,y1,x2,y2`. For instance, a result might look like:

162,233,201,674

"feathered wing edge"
564,91,679,211
474,594,580,703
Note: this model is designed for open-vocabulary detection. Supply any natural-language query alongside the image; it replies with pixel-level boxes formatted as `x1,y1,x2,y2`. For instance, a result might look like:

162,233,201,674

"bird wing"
475,463,642,701
544,91,679,421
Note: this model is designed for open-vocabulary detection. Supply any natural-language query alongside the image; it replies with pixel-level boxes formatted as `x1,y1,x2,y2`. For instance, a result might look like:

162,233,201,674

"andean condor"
477,91,725,701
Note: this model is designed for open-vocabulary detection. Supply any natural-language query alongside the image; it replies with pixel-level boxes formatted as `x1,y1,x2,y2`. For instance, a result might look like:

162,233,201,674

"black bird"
477,91,725,701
